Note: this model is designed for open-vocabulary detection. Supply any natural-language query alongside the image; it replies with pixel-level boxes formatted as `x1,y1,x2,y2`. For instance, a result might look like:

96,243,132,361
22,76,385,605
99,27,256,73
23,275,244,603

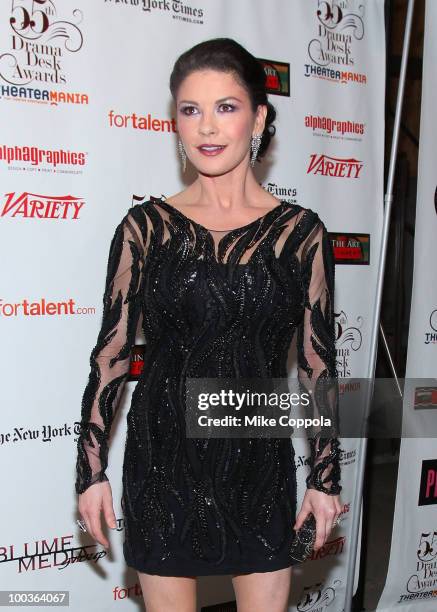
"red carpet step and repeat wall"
0,1,385,610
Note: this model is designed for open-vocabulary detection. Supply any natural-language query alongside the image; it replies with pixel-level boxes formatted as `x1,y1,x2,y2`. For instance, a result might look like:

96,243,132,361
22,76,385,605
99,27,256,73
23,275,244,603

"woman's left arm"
295,215,343,550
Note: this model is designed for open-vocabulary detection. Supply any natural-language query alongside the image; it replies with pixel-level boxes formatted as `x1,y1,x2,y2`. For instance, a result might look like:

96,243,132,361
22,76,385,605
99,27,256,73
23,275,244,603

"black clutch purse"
289,512,317,562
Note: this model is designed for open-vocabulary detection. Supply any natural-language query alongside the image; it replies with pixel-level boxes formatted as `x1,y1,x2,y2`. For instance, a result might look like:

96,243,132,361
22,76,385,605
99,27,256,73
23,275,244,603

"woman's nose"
198,110,217,135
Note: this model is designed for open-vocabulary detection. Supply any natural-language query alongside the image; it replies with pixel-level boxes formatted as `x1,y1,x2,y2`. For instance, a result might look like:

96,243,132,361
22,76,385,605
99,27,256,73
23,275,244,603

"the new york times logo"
104,0,204,21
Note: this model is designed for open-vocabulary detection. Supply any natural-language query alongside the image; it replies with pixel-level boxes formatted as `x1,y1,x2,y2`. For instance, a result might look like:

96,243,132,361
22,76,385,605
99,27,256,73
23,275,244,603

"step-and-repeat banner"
377,1,437,610
0,1,385,610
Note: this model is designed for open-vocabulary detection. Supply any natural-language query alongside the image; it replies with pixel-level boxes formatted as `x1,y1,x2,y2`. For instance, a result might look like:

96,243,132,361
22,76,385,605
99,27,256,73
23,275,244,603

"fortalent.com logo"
0,299,95,317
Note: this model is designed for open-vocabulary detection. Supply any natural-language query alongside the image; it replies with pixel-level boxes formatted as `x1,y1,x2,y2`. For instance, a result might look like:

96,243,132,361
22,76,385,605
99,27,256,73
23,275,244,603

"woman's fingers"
293,505,311,531
78,483,113,550
294,492,344,551
80,511,101,547
314,503,337,550
296,490,341,550
314,513,327,551
102,488,117,530
80,508,110,550
88,508,110,549
80,513,92,538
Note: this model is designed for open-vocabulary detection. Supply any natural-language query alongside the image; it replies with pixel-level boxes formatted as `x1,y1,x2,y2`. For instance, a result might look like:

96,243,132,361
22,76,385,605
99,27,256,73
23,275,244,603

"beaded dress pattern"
75,196,342,575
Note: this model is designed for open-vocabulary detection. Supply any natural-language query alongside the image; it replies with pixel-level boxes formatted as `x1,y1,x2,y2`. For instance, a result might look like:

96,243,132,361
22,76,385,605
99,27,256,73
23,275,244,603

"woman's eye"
219,103,235,112
181,106,197,115
180,104,235,115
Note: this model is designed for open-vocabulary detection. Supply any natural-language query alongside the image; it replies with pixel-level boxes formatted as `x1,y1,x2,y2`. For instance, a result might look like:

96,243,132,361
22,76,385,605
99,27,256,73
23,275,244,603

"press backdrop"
0,1,385,610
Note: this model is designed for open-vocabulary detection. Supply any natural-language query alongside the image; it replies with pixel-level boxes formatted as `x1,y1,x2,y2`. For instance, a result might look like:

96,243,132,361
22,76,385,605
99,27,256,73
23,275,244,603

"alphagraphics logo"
0,144,87,175
305,114,365,142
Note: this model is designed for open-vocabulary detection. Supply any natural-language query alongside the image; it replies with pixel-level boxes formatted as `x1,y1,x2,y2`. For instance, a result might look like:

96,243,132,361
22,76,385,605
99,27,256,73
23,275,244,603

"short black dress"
75,196,342,576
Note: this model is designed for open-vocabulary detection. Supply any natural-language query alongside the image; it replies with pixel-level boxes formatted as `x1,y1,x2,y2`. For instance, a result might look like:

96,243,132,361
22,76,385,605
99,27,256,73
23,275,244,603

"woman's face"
175,69,266,176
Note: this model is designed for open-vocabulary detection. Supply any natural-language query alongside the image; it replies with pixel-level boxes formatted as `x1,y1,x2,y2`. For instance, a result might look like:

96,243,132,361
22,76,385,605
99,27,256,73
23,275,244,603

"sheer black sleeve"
75,210,145,495
297,216,342,496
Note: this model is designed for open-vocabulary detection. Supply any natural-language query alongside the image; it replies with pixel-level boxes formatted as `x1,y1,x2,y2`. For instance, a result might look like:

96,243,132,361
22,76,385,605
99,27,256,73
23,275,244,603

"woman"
75,37,343,612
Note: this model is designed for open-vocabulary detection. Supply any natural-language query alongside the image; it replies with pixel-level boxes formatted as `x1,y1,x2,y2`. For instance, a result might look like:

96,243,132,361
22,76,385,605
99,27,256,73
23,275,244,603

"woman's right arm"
75,208,145,546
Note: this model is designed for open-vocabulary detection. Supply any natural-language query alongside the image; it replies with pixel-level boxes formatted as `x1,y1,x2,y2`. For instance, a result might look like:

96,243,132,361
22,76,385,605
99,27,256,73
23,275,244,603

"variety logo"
307,154,363,178
308,535,345,561
104,0,205,25
418,459,437,506
0,0,83,86
258,58,290,96
396,529,437,603
0,297,95,317
304,1,367,85
305,114,365,140
331,232,370,264
297,579,342,611
1,192,85,219
0,145,86,175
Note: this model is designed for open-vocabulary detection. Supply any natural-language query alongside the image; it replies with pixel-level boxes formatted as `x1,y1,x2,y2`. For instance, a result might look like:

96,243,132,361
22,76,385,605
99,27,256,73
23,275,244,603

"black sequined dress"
75,196,342,576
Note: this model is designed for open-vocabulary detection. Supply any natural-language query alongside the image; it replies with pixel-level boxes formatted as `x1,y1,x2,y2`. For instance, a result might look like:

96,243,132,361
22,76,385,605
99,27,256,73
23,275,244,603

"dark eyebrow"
178,96,243,105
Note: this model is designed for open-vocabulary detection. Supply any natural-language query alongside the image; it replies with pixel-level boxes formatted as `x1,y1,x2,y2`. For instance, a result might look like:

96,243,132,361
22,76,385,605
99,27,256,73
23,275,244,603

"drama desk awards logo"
0,0,83,87
396,529,437,604
305,0,367,85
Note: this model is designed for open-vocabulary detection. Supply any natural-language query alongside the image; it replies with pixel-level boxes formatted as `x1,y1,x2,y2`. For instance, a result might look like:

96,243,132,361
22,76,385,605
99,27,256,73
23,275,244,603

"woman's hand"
77,480,117,550
294,489,342,551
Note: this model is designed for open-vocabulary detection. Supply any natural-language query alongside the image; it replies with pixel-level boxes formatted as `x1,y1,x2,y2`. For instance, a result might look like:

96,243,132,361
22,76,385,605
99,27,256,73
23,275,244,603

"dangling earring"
178,138,187,172
250,134,262,167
